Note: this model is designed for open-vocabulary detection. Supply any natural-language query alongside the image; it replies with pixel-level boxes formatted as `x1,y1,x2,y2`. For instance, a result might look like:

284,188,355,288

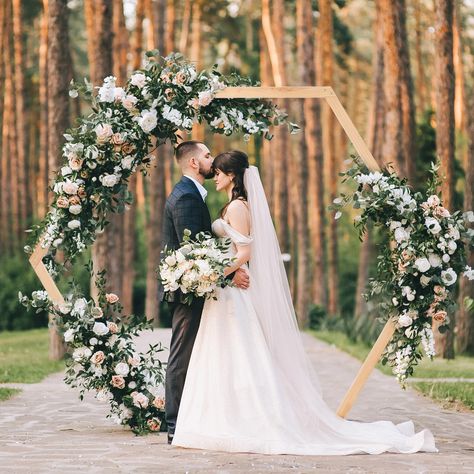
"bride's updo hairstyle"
212,150,249,217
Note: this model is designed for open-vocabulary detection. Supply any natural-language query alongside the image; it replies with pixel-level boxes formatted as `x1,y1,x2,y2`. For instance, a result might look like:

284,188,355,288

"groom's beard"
200,168,215,180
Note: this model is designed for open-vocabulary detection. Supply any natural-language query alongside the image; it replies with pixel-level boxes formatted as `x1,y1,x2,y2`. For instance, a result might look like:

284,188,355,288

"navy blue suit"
161,176,212,437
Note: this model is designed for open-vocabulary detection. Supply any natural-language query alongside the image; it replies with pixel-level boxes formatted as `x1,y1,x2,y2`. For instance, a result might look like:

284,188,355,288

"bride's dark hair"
212,150,249,217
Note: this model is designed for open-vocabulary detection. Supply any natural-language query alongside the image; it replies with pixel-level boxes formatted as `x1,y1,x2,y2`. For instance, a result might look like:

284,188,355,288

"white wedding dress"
172,167,437,455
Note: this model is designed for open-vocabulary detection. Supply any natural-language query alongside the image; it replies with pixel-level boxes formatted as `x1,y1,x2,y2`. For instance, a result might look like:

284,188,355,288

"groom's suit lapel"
179,176,212,231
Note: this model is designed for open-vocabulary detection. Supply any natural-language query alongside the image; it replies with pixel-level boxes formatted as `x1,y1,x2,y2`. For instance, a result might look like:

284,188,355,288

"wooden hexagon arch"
29,86,396,419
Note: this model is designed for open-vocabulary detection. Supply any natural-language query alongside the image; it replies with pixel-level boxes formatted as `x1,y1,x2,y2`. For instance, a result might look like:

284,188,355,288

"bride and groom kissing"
159,140,437,455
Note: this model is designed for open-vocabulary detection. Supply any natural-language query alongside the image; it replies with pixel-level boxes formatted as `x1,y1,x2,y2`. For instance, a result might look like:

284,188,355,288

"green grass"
0,388,21,401
310,329,474,410
0,328,64,383
413,382,474,410
310,329,474,379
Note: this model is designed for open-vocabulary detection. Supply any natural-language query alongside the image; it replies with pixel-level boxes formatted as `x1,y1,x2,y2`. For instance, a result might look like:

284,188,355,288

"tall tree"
12,0,28,231
47,0,71,359
319,0,338,316
414,0,427,115
145,0,168,325
38,1,49,218
261,0,290,254
379,0,415,179
434,0,455,359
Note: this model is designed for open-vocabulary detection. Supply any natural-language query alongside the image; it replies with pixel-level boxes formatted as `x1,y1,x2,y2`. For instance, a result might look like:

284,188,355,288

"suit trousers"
165,298,205,435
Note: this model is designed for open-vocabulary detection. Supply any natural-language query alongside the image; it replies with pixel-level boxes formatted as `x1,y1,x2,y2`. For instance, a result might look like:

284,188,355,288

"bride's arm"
223,200,251,277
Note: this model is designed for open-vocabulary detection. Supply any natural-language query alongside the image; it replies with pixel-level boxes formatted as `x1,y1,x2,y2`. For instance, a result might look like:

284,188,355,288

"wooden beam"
215,86,336,99
337,319,396,418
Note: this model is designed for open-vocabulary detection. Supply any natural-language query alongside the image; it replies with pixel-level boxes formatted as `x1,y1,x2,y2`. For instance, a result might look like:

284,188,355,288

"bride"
172,150,437,455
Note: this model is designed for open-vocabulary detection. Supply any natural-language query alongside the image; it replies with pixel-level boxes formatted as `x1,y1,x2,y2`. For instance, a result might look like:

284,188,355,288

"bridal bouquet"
159,229,235,305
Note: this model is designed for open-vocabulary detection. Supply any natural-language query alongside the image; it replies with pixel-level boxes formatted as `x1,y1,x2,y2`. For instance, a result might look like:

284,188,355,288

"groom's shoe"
167,433,174,445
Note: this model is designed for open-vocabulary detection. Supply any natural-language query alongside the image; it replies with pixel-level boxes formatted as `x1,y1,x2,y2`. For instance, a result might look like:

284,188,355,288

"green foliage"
0,329,64,383
0,388,21,402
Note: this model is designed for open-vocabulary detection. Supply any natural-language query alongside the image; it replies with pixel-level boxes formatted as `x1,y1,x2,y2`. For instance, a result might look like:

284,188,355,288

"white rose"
63,328,75,342
120,155,134,170
425,217,441,235
441,268,457,286
398,313,413,327
99,173,119,188
69,89,79,98
426,195,441,207
390,221,402,231
413,257,430,273
69,204,82,215
137,109,158,133
95,123,114,143
165,254,177,266
57,302,72,314
394,227,410,243
62,181,79,195
115,362,130,376
428,253,442,268
61,166,73,176
198,90,213,107
67,220,81,230
121,94,138,111
442,254,451,263
93,322,110,336
89,337,98,345
130,72,147,88
447,241,457,254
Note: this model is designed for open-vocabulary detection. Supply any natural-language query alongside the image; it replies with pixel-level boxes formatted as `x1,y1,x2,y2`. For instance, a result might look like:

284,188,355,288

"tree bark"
47,0,71,360
434,0,455,359
12,0,28,233
178,0,191,54
319,0,338,316
414,0,427,115
38,1,49,218
145,0,167,326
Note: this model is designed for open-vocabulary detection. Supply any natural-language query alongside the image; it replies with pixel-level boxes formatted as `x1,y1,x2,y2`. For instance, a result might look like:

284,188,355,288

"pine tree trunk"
12,0,28,234
47,0,71,360
434,0,455,359
262,0,290,253
144,0,167,325
319,0,338,316
414,0,427,115
178,0,191,54
38,1,49,218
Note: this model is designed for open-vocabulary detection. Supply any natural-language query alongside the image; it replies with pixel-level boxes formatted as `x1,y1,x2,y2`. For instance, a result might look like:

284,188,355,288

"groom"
159,140,250,444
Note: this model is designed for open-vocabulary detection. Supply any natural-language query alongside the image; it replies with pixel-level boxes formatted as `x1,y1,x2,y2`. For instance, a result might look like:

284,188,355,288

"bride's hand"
232,268,250,290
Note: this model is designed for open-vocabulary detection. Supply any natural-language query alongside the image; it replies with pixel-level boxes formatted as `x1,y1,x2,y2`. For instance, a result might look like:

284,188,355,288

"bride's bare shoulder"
226,198,249,215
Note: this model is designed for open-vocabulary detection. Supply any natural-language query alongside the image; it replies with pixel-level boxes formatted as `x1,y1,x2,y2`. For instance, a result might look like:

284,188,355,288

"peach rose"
153,397,165,410
111,375,125,389
77,187,87,199
433,310,447,323
69,157,83,171
90,194,100,204
57,196,69,208
147,418,161,431
111,133,124,146
121,143,135,155
106,293,119,304
68,195,81,206
188,97,199,110
107,321,118,334
90,351,105,365
165,88,175,101
128,355,140,367
174,71,187,85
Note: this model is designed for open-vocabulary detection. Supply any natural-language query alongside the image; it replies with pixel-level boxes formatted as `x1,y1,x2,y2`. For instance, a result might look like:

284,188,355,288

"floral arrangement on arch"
25,51,293,267
332,158,474,385
20,269,166,435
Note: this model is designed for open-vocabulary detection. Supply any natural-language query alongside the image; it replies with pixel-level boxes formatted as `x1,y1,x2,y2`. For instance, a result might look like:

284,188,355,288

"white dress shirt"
184,175,208,202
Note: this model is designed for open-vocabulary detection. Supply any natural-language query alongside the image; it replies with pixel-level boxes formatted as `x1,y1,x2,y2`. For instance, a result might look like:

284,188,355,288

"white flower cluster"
160,231,233,303
393,345,412,384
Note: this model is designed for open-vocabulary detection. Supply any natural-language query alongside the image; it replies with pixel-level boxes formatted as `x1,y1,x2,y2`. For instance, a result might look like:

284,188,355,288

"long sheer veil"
244,165,321,395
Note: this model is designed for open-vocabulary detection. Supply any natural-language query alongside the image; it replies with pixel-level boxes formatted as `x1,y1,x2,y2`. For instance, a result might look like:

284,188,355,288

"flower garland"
20,52,293,435
332,158,474,385
20,270,165,435
25,51,292,266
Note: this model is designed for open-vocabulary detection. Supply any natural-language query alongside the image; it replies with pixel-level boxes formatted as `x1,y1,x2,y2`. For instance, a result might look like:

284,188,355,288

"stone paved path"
1,329,473,473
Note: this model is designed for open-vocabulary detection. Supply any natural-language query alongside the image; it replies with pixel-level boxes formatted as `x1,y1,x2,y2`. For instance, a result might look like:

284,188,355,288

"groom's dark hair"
175,140,205,163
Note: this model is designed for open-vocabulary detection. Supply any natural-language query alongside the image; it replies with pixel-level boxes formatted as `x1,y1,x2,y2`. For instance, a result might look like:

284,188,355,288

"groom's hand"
233,268,250,290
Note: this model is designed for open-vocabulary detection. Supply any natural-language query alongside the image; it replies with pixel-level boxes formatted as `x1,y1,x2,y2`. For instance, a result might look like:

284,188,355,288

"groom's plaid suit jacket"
158,176,212,302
